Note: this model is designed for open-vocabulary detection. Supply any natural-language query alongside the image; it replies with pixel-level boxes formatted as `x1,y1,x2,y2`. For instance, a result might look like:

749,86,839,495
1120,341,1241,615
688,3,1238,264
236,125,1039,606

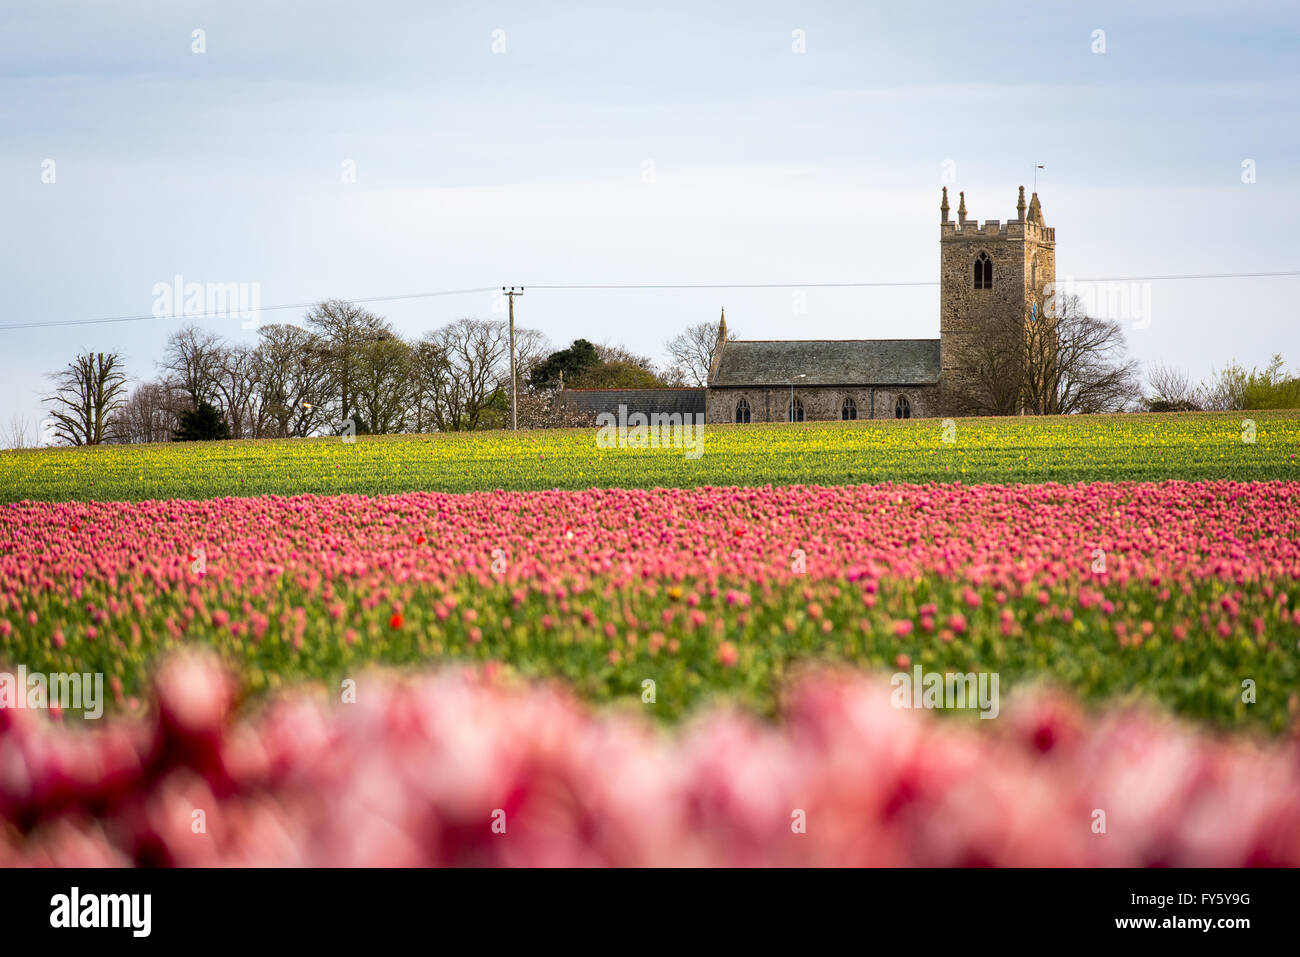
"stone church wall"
939,193,1055,405
707,385,941,424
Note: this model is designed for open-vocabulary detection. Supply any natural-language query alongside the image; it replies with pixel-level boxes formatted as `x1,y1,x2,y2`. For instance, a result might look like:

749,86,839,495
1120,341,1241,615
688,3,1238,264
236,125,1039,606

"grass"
2,410,1298,503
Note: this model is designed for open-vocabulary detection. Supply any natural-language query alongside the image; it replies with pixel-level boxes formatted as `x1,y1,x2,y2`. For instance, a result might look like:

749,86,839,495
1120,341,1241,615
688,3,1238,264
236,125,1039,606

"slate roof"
710,338,941,388
558,388,706,416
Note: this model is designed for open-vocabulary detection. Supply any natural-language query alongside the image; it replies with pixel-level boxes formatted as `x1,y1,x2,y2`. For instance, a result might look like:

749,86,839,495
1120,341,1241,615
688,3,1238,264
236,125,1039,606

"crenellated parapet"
939,185,1053,243
941,220,1055,243
937,185,1058,410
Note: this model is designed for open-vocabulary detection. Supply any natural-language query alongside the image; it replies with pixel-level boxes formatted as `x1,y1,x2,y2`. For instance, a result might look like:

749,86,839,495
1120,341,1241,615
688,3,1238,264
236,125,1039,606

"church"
561,186,1055,423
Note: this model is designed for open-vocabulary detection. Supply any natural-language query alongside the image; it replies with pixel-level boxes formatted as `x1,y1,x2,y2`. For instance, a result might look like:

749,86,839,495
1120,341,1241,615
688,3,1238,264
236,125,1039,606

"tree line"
940,293,1299,416
1145,354,1300,412
22,297,1296,448
943,294,1144,415
35,302,705,446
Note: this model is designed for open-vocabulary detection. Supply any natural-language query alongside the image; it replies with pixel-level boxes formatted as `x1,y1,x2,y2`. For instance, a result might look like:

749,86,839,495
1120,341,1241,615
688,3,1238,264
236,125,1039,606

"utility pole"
503,286,524,430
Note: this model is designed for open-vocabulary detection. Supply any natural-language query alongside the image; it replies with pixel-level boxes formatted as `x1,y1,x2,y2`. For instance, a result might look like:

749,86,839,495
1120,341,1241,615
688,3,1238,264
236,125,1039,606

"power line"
1043,270,1300,283
527,281,938,290
2,270,1297,332
0,287,499,331
530,270,1300,289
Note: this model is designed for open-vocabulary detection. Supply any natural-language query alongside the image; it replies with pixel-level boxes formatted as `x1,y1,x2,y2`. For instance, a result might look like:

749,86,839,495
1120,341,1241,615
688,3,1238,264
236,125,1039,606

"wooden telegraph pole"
503,286,524,430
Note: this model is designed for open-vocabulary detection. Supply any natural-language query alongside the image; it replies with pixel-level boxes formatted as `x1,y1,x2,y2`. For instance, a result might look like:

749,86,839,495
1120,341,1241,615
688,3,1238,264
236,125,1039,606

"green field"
2,410,1297,503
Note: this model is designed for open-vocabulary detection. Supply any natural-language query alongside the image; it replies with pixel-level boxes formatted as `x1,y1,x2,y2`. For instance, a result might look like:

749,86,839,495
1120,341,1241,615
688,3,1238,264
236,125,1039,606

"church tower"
938,186,1056,397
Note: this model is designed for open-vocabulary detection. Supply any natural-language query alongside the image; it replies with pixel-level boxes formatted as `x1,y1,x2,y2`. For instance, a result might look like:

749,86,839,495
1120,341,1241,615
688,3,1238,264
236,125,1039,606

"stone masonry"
938,186,1056,400
704,186,1052,423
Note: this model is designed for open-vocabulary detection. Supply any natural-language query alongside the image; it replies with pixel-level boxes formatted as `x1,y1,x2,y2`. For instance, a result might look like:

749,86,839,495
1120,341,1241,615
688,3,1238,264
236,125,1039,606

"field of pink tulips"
3,652,1298,866
2,478,1298,729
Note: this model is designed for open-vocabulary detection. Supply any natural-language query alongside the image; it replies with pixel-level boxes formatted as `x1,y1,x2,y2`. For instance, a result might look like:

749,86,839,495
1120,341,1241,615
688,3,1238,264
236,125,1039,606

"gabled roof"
710,338,941,387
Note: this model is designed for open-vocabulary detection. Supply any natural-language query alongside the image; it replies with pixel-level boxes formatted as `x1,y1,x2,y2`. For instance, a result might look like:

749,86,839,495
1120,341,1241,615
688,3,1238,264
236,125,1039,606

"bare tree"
949,295,1140,416
512,327,551,396
353,335,412,434
109,380,185,443
406,325,525,434
942,317,1025,416
211,344,260,438
434,319,506,431
1022,295,1142,415
160,325,227,409
304,300,391,429
666,320,735,387
4,416,34,450
252,324,331,437
412,318,515,431
44,352,130,445
407,335,445,434
1145,362,1204,411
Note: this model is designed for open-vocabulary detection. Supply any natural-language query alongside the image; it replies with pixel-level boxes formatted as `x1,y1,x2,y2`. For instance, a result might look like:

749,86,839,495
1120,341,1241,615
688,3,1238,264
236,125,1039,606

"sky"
2,0,1298,440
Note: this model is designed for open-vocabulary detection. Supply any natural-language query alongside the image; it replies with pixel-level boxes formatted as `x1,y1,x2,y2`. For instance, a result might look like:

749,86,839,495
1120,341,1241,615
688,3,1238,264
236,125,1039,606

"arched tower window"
841,396,857,420
788,397,804,423
895,395,911,419
735,397,751,424
973,251,992,290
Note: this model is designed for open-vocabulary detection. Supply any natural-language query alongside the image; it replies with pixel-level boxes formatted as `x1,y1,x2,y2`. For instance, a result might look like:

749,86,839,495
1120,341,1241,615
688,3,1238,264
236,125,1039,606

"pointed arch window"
973,251,993,290
895,395,911,419
788,397,805,423
735,397,751,424
841,396,857,420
